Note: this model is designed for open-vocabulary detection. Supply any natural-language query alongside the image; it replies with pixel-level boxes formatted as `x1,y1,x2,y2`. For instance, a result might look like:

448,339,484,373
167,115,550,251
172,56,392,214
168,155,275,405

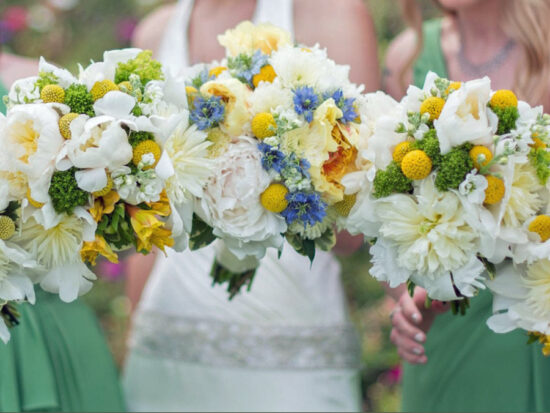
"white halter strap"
158,0,294,75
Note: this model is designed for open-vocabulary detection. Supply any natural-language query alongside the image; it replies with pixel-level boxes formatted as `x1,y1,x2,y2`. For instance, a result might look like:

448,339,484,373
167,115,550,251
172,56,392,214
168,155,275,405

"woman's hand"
390,287,449,364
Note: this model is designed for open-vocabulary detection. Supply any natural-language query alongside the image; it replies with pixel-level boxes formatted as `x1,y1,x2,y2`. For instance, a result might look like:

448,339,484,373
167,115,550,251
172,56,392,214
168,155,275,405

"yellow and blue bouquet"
176,22,373,297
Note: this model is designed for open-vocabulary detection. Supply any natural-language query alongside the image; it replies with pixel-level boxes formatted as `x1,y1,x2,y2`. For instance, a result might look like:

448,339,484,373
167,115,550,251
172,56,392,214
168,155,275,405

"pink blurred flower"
4,6,27,32
381,365,402,386
97,260,126,282
116,17,137,43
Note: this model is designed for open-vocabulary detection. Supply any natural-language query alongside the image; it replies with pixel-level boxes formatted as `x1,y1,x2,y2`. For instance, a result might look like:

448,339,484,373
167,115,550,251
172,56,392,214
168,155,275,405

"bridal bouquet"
178,21,370,296
351,72,550,314
0,48,190,339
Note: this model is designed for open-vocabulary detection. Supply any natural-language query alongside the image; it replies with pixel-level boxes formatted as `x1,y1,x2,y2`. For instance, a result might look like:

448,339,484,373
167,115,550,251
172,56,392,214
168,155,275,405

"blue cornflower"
281,191,327,226
326,90,358,123
258,143,286,173
190,96,225,130
284,153,311,179
293,86,319,123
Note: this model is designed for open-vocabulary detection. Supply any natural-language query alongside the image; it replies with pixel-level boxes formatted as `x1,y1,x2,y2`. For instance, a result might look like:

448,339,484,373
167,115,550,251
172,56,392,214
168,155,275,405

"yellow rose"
200,78,251,137
218,21,292,57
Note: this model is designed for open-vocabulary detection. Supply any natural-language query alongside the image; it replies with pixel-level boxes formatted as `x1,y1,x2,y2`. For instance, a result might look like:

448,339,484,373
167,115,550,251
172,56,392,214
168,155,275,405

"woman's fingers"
391,309,426,343
398,292,423,325
391,329,428,364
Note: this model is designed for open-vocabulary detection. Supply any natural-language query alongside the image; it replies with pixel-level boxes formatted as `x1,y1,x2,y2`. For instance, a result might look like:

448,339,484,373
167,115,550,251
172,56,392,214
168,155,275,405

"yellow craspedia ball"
260,183,289,213
420,96,445,121
484,175,505,205
253,65,277,88
401,150,432,180
59,113,79,140
90,80,119,101
27,187,44,208
0,216,15,240
392,141,413,164
117,81,133,93
490,90,518,109
209,66,228,78
529,215,550,242
92,175,113,198
469,145,493,170
40,84,65,103
333,193,357,217
132,140,162,170
251,112,277,139
445,81,461,95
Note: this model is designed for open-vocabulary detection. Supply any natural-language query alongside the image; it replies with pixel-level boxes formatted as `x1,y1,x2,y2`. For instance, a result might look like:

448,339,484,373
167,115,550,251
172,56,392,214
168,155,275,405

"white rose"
197,136,287,259
435,77,498,154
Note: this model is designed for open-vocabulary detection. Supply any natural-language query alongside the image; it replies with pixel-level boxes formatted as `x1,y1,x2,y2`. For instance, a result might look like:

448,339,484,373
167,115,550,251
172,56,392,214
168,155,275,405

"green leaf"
478,255,496,280
210,260,257,300
286,232,316,264
189,214,217,251
314,228,336,251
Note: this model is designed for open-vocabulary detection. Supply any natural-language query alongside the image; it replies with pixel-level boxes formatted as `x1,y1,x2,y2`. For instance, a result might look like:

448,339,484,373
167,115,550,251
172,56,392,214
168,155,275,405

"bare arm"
0,53,38,86
383,28,416,99
132,4,177,55
125,251,158,312
295,0,380,90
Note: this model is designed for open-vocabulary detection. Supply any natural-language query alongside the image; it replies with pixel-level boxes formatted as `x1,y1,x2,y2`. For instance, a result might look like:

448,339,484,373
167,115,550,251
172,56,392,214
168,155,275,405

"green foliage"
114,50,164,86
64,84,95,116
286,232,316,263
35,72,59,91
314,228,336,251
373,161,413,198
189,214,217,251
210,260,257,300
2,201,21,226
490,105,519,135
434,144,473,192
412,129,442,166
128,131,155,148
529,147,550,185
96,203,135,251
48,167,90,214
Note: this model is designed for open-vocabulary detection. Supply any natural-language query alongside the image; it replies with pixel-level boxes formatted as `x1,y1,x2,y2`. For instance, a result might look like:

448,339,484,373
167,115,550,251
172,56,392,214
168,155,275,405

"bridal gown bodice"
124,1,362,410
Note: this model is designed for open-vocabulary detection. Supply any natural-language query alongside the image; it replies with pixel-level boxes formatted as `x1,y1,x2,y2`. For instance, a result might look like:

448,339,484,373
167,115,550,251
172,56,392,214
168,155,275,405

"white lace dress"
122,1,362,411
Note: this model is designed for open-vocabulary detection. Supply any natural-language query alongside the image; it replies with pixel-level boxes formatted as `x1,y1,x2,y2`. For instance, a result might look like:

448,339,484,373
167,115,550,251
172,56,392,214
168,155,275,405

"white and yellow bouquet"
0,48,192,339
177,21,372,296
351,71,550,326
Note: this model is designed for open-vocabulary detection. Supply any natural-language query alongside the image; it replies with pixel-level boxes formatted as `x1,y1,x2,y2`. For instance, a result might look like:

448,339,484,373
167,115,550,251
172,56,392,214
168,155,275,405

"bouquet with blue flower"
179,21,371,297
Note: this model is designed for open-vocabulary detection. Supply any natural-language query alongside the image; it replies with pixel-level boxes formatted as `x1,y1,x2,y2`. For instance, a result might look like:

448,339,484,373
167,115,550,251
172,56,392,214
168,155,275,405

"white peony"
376,176,479,275
1,104,65,203
486,260,550,336
269,45,350,93
247,79,293,116
435,77,498,154
197,136,287,259
58,115,133,192
359,92,407,170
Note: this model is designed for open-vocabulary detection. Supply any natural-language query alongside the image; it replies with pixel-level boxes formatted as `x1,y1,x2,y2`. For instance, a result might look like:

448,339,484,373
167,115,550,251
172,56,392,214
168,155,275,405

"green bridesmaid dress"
0,80,125,412
400,20,550,412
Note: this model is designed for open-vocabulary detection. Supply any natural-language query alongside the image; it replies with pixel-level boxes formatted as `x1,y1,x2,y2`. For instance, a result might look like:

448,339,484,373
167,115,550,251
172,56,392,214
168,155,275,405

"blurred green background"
0,0,440,411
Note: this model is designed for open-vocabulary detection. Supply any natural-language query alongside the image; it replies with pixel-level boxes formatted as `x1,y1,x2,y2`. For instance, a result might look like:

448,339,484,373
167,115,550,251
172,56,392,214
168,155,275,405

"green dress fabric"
0,80,125,412
401,19,550,412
